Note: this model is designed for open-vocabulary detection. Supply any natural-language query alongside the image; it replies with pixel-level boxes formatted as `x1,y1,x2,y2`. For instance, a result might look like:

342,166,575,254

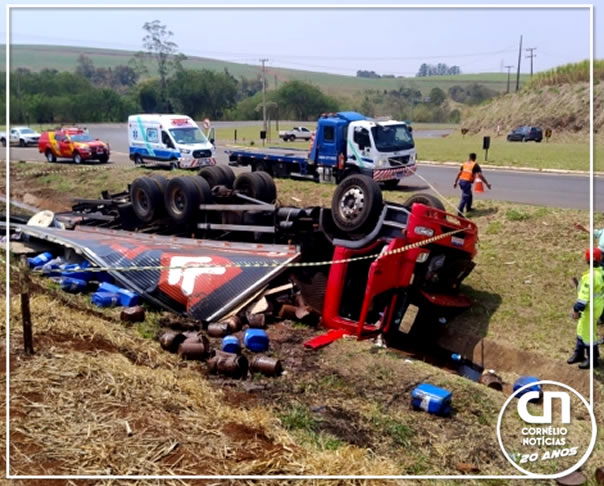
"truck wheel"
134,154,144,166
131,176,165,223
254,171,277,203
199,166,228,188
289,135,296,142
190,176,213,204
98,154,109,164
331,174,383,233
403,193,445,211
234,172,274,203
45,149,56,163
217,165,235,188
165,176,202,224
73,152,82,165
254,160,273,176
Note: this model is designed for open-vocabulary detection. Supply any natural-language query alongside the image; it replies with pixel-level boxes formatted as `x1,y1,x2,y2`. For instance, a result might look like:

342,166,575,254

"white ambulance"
128,114,216,169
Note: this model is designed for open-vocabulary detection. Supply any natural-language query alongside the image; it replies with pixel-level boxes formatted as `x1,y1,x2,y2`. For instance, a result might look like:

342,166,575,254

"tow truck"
9,166,477,339
227,112,417,189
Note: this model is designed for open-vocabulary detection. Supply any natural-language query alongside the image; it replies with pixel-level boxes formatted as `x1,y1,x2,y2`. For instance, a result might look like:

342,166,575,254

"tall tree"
140,20,186,110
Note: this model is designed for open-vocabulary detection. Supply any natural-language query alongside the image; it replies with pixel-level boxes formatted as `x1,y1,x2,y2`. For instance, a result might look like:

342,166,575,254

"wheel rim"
74,154,81,164
46,152,53,162
135,189,149,212
339,186,365,222
171,188,186,215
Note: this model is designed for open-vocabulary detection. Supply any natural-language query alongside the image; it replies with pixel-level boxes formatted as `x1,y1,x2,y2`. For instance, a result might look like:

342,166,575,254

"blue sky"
3,1,599,76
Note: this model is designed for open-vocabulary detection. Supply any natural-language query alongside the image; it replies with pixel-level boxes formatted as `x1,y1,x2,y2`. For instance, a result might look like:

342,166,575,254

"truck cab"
309,112,417,187
128,114,216,169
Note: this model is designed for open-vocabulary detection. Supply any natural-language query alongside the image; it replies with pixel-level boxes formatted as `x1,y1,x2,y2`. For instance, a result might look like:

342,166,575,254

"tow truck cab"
309,112,417,185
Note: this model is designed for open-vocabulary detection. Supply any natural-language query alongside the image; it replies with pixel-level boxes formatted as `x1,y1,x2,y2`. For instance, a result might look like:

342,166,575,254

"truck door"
10,129,18,144
58,133,73,156
316,122,337,167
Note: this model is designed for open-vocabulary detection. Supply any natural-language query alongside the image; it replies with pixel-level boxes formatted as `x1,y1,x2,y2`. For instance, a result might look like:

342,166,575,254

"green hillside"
2,44,527,96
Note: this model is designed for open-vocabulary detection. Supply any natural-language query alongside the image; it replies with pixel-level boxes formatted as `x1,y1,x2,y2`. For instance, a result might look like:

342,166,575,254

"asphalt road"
3,123,599,211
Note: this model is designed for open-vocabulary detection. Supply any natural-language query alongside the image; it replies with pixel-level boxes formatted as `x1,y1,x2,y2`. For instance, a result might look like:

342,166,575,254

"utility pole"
525,47,537,76
260,58,268,136
504,65,514,93
515,35,523,92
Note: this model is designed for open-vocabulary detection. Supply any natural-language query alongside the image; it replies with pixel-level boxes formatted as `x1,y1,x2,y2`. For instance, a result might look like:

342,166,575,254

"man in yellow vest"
453,153,492,217
568,248,603,369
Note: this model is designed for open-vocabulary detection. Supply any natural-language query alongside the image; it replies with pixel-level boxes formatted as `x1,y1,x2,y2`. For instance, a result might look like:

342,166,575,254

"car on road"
279,126,313,141
506,125,543,143
38,127,110,164
1,126,41,147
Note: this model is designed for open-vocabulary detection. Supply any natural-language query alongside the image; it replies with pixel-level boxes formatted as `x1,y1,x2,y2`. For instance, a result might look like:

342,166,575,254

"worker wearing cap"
453,153,492,217
568,248,603,369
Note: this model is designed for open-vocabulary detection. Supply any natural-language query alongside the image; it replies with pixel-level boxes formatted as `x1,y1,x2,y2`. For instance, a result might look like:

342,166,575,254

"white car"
1,126,41,147
279,126,313,142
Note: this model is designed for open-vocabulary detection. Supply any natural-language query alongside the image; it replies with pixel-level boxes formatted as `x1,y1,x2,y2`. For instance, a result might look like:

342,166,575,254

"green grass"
3,44,525,96
415,132,592,171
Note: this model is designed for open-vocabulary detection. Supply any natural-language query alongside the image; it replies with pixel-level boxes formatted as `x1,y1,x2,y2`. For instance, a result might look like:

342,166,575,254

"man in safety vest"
568,248,603,369
453,153,492,217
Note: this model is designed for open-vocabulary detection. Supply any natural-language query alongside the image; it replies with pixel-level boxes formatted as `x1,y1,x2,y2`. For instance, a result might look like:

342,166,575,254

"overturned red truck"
9,166,478,340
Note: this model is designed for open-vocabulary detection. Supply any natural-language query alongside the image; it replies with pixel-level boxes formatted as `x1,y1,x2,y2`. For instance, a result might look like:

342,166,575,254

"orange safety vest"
459,161,476,182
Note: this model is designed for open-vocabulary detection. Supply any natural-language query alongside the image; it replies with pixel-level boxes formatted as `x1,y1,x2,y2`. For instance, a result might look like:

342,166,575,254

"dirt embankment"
462,81,603,134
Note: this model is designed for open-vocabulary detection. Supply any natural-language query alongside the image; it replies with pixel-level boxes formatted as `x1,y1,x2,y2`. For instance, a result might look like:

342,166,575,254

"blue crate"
222,336,241,354
91,292,120,308
411,383,452,416
98,282,140,307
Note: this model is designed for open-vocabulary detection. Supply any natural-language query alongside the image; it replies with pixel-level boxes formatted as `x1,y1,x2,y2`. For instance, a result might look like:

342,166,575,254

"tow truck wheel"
331,174,383,233
403,193,445,211
254,160,273,176
234,172,274,203
217,165,235,188
131,176,165,223
199,166,229,188
73,152,82,165
45,149,56,163
165,176,203,224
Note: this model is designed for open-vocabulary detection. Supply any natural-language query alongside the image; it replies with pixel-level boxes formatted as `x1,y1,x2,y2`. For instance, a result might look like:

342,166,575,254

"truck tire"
131,176,164,223
45,149,56,163
254,171,277,203
331,174,383,233
165,176,202,224
98,154,109,164
233,172,274,203
289,135,296,142
217,165,235,188
403,193,445,211
190,176,213,204
73,152,83,165
254,160,273,176
199,166,229,188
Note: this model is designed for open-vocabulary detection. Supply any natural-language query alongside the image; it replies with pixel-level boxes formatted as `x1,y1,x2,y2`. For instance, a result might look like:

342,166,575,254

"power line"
516,35,523,92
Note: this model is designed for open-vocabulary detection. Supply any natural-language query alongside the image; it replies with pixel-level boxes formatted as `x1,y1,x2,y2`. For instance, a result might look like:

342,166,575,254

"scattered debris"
479,370,504,391
455,462,480,473
303,329,347,349
249,355,283,377
207,350,248,378
207,322,230,337
243,329,269,353
222,335,241,354
177,335,211,360
556,470,587,486
513,376,542,399
595,467,604,485
124,421,133,437
120,306,146,323
246,312,267,329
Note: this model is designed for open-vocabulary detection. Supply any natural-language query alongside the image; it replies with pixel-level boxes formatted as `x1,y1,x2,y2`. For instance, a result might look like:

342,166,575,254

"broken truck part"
7,168,478,341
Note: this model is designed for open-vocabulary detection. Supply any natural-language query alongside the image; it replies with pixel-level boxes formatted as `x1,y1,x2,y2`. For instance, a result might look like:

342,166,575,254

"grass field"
2,163,603,478
3,44,526,96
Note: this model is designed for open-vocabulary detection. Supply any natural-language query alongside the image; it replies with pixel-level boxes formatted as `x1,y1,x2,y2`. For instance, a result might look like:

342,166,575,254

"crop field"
3,44,526,96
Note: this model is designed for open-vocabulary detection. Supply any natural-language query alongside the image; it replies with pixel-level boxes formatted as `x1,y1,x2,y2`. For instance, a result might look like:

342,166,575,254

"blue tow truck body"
226,112,417,185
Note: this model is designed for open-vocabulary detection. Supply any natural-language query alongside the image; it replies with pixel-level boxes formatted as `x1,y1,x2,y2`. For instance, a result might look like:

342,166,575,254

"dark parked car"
507,125,543,142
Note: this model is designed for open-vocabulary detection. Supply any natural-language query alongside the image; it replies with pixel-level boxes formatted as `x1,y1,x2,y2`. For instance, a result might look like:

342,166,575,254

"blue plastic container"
60,277,88,293
41,257,65,276
91,291,120,308
27,252,53,269
243,329,269,353
513,376,541,399
60,261,92,282
98,282,139,307
222,335,241,354
411,384,452,416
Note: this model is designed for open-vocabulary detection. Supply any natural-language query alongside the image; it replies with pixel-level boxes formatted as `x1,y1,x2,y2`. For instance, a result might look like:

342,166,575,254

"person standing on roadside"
453,153,492,217
574,223,604,257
